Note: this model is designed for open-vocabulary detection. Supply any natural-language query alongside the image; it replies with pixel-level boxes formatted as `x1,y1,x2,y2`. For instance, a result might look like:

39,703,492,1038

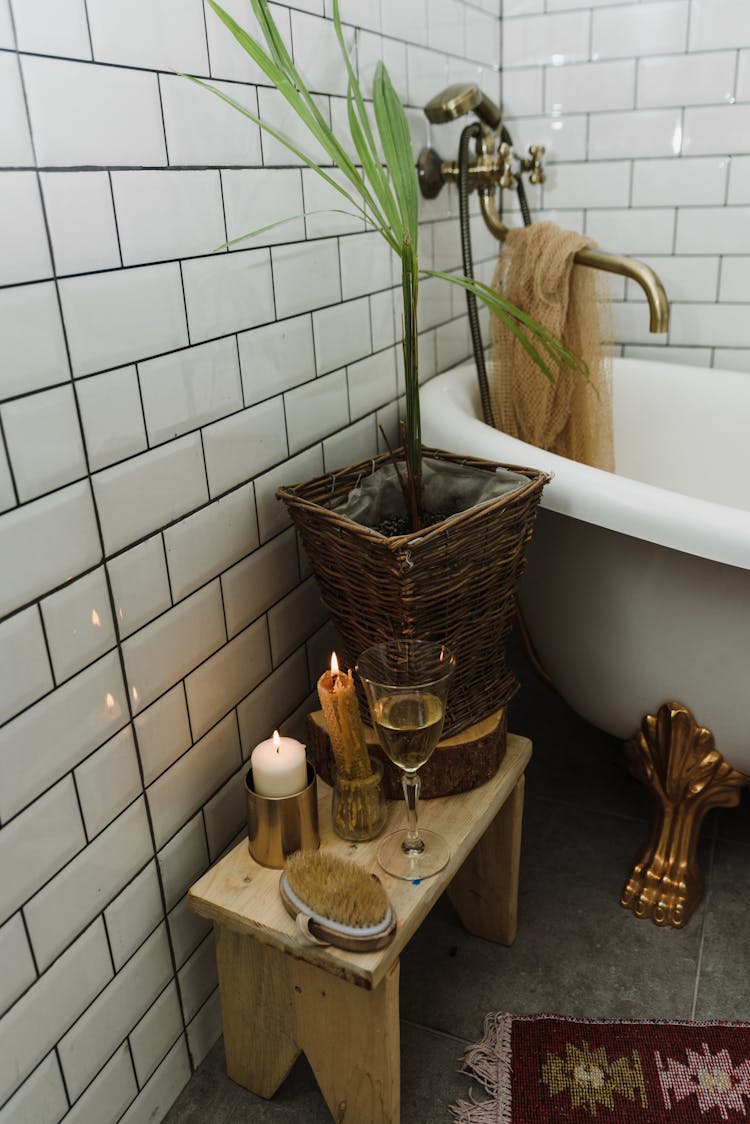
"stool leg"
214,925,300,1097
447,775,525,945
291,958,401,1124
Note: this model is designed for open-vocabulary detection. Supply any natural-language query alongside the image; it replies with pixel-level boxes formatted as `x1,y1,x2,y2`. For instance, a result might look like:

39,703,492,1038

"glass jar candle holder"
331,756,387,842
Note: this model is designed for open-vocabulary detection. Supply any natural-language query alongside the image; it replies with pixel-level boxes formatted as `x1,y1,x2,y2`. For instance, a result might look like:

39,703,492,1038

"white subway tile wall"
503,0,750,367
0,1,497,1120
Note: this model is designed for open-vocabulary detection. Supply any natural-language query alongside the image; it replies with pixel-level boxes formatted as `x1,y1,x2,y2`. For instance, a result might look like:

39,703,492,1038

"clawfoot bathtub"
421,357,750,927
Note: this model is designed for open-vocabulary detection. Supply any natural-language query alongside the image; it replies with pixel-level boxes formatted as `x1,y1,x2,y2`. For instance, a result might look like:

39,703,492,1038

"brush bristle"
285,850,389,929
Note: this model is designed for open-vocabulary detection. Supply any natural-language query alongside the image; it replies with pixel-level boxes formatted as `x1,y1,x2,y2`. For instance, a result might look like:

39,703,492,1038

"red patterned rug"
451,1013,750,1122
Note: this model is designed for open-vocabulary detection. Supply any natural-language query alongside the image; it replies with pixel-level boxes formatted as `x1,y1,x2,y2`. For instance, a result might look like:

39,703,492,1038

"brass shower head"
423,83,502,130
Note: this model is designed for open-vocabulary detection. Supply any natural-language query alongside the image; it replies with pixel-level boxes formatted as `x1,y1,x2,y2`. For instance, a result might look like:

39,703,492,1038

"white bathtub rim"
421,362,750,572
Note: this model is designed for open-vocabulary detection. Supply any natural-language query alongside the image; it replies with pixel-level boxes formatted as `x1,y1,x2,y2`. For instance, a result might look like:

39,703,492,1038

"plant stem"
401,237,422,529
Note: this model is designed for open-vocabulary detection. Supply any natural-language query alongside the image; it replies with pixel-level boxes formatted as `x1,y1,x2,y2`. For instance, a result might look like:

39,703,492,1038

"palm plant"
190,0,585,529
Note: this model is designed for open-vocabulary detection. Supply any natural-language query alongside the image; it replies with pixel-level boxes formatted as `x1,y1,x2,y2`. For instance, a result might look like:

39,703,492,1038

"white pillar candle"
250,730,308,798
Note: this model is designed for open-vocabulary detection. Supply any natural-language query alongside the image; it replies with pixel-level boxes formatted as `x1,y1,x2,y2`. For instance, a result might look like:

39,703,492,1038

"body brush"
280,851,396,951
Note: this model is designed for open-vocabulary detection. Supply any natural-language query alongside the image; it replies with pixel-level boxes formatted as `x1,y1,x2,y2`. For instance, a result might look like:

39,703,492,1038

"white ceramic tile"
156,813,208,911
184,617,271,739
74,726,142,838
130,983,182,1086
357,29,406,103
0,481,101,619
147,714,241,848
11,0,90,57
2,385,86,503
347,345,398,419
290,9,349,96
284,368,350,454
107,536,171,641
60,263,188,378
267,575,327,665
272,238,341,318
117,1038,190,1124
0,650,127,821
203,771,245,861
502,11,590,68
312,296,372,374
138,338,243,446
683,105,750,156
670,301,750,346
323,414,377,472
585,208,676,256
0,607,52,726
134,686,192,787
40,172,121,277
713,348,750,371
500,112,588,163
435,316,471,371
76,365,148,473
370,288,398,351
112,171,225,267
87,0,208,72
92,433,208,556
0,54,33,167
122,581,225,715
328,0,378,30
0,920,111,1106
543,161,630,209
255,86,330,167
104,860,164,970
0,915,36,1017
676,206,750,254
164,481,257,603
253,445,323,543
405,44,449,110
238,314,315,405
339,231,394,301
63,1042,136,1124
202,397,288,498
222,168,304,251
205,0,291,84
0,439,14,514
41,566,115,684
0,282,68,400
623,344,709,366
21,56,167,167
181,248,275,343
589,108,683,159
0,1053,67,1124
729,156,750,204
58,924,172,1101
739,50,750,102
499,67,543,117
221,528,297,637
465,5,497,66
167,896,211,967
719,257,750,301
689,0,750,51
545,59,635,115
381,0,428,46
300,167,364,239
629,255,719,303
0,0,14,48
632,156,729,208
185,989,222,1069
177,934,216,1022
592,1,688,61
637,51,736,109
0,172,51,286
25,798,152,971
236,648,310,759
159,75,262,167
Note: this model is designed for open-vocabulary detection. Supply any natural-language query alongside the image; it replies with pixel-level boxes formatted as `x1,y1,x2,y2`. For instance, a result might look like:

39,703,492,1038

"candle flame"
330,651,339,675
273,730,280,752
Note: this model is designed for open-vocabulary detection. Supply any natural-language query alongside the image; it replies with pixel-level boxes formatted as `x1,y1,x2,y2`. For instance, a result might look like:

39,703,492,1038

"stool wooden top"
189,733,531,990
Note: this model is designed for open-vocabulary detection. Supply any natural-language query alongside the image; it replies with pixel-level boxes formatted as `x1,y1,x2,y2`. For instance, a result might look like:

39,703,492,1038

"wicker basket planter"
278,446,549,741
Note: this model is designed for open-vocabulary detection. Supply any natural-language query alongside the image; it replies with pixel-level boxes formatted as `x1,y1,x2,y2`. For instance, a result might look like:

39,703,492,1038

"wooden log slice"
305,707,507,800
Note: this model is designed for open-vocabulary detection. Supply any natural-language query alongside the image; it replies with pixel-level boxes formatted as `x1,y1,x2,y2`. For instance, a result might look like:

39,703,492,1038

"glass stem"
401,771,424,854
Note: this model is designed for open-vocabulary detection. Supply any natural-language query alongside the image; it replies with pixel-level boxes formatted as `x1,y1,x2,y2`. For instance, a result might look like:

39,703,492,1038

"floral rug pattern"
452,1013,750,1122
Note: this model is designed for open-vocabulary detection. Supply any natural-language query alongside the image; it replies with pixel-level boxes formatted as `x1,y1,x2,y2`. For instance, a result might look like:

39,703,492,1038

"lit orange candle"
317,652,372,781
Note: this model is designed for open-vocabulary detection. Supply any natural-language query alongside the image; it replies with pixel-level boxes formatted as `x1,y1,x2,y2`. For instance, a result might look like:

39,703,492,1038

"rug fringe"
451,1012,512,1124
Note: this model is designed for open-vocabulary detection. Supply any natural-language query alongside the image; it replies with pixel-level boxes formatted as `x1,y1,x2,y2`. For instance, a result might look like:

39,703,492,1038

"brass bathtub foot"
621,702,749,928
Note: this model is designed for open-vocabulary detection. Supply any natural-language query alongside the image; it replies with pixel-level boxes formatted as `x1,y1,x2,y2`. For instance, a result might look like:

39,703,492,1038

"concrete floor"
165,637,750,1123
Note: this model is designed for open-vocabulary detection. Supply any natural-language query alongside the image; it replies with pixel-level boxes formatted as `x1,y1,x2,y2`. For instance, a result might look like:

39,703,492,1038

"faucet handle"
522,144,546,185
498,141,517,190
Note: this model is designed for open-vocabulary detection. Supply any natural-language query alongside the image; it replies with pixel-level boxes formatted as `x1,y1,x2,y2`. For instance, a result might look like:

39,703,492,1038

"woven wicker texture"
278,447,548,737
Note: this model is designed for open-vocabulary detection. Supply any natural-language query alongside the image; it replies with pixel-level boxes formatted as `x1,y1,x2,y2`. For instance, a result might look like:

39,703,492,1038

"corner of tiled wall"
501,0,750,371
0,1,500,1121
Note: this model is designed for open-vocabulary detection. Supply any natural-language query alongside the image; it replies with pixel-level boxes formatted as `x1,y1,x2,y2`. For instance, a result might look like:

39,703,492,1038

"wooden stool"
188,733,532,1123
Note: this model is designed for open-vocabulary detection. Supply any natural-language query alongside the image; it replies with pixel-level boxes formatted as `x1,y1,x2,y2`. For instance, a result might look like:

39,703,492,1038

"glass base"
377,828,451,881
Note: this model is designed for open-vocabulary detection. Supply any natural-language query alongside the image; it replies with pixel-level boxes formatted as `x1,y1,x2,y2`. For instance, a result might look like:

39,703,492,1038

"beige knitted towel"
490,221,615,471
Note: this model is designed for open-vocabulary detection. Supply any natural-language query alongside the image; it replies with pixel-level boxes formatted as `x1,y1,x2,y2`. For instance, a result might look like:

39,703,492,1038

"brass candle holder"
245,762,320,868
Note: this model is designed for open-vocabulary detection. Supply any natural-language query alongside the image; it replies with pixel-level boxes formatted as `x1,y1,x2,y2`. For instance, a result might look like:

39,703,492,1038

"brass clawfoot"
621,702,749,928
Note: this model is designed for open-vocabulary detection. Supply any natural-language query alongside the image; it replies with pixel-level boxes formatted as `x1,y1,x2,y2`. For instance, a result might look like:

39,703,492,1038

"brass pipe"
478,193,670,334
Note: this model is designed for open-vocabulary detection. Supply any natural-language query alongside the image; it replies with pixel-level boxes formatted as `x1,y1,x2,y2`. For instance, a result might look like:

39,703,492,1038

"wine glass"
357,639,456,880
